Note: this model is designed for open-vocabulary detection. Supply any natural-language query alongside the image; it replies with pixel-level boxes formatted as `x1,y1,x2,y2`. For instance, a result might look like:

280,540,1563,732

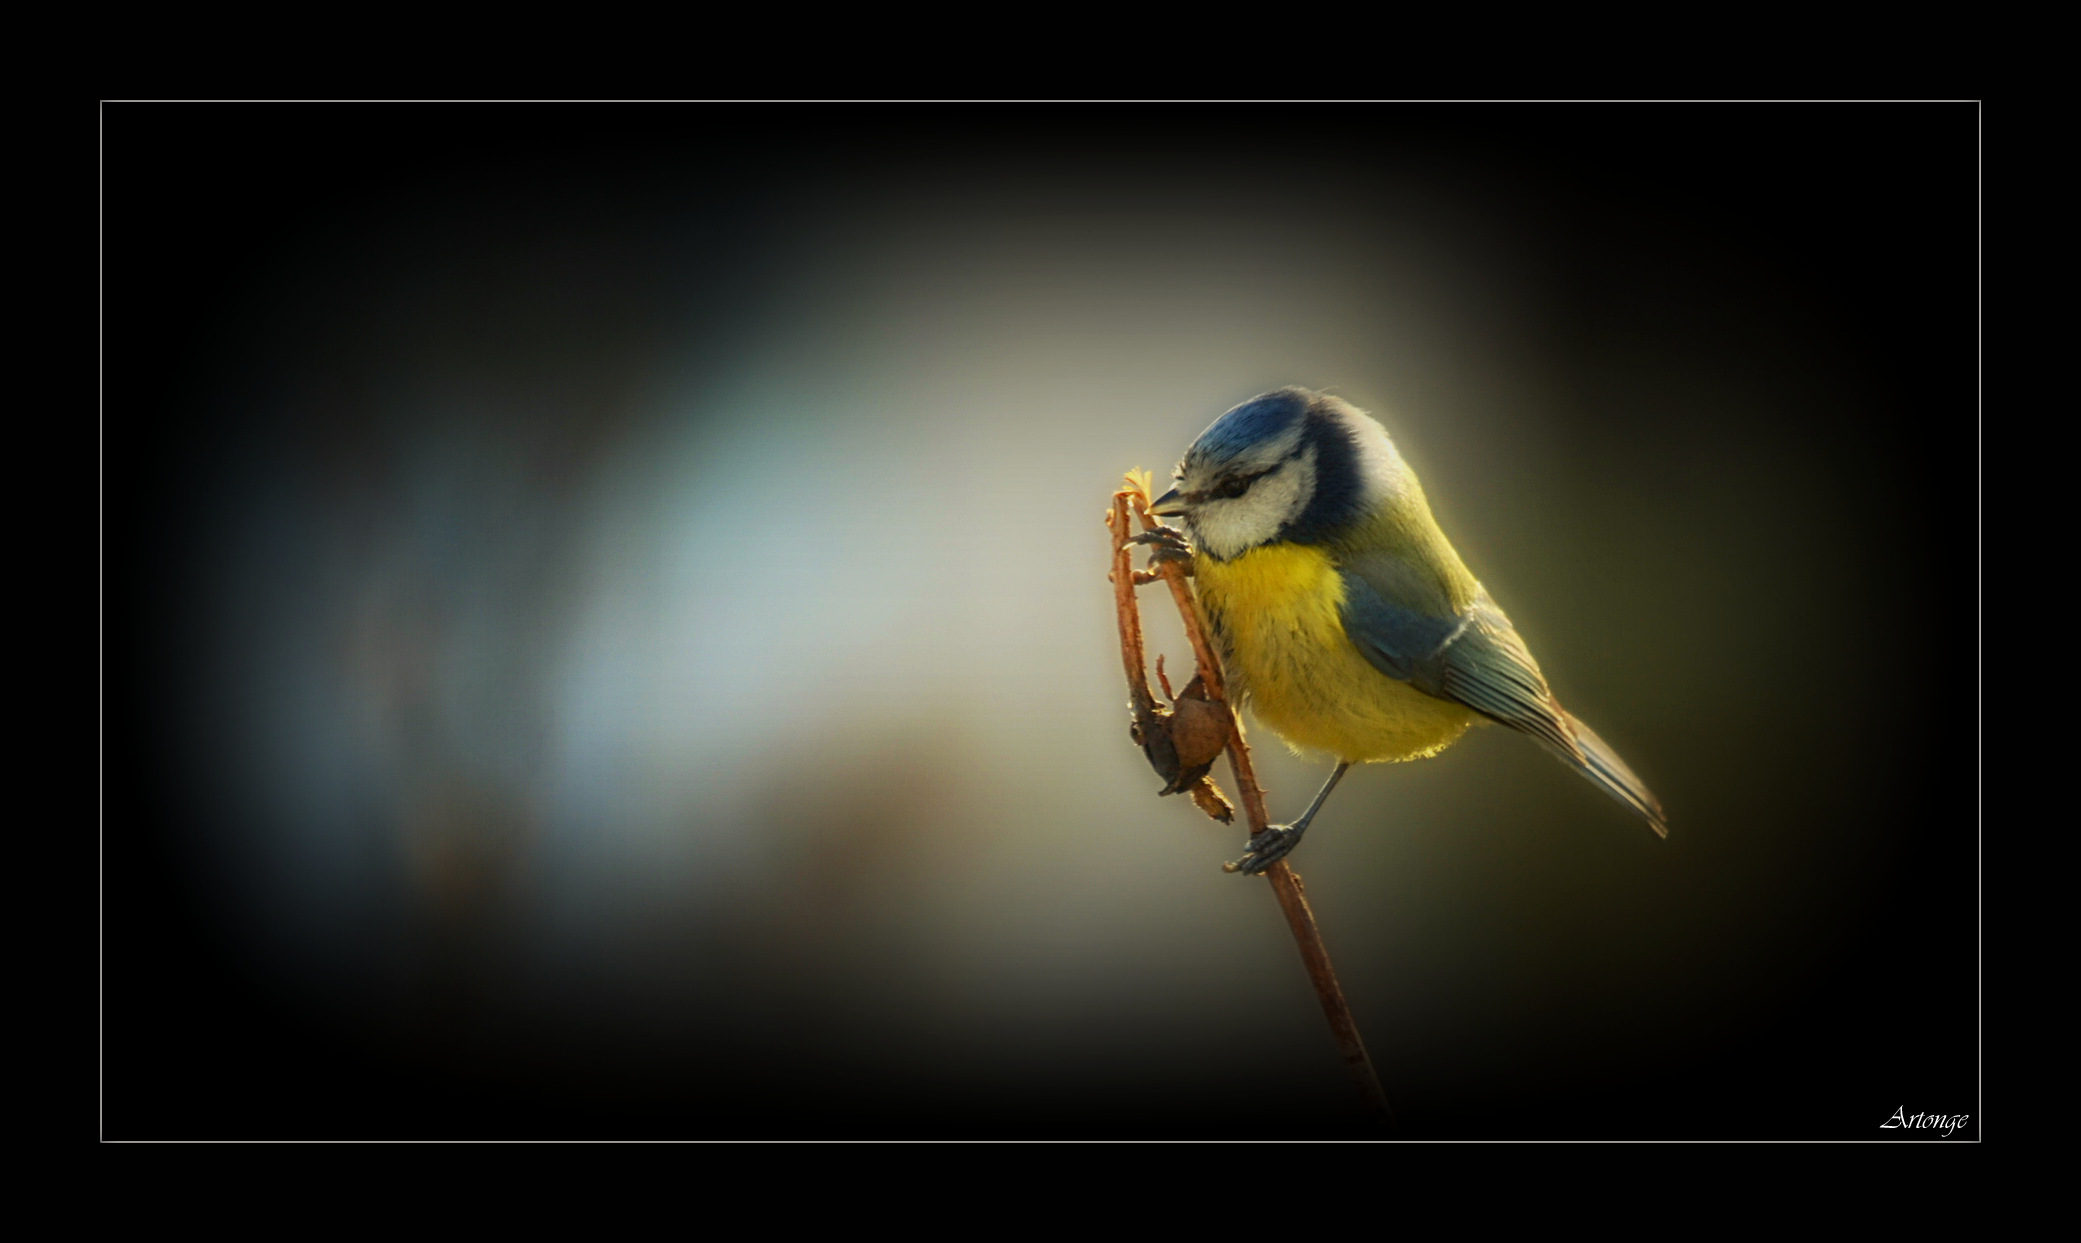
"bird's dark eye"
1209,469,1269,501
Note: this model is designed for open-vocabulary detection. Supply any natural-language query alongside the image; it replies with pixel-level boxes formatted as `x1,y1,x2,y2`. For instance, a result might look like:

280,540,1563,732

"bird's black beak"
1148,487,1187,517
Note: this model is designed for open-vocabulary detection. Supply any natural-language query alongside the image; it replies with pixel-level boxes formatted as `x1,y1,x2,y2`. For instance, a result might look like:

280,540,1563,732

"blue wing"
1338,563,1667,837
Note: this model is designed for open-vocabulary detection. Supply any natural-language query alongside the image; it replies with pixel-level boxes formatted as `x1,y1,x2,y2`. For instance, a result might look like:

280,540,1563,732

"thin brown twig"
1110,476,1393,1123
1107,497,1159,726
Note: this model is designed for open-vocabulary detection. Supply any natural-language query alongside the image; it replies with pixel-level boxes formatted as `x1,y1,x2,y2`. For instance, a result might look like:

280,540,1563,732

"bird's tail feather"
1550,713,1668,838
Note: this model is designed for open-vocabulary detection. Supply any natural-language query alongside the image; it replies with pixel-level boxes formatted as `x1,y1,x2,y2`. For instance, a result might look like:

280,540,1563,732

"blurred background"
104,105,1978,1139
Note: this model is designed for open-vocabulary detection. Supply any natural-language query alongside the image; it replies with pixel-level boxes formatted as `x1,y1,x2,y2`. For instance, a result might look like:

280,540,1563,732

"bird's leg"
1128,525,1194,574
1228,762,1351,875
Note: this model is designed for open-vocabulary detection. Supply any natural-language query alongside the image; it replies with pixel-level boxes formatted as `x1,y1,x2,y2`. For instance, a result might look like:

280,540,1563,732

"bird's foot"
1224,823,1307,875
1128,526,1194,573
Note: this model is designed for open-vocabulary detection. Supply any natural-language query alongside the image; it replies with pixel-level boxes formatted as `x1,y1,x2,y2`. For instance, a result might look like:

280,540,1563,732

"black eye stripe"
1207,467,1273,500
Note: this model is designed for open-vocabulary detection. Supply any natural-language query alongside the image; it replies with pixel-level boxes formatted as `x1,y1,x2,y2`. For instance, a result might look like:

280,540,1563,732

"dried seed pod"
1133,701,1186,793
1139,674,1232,796
1167,675,1232,773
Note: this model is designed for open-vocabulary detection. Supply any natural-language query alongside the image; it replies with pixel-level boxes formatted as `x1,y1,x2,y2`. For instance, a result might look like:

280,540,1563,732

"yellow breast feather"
1195,543,1475,764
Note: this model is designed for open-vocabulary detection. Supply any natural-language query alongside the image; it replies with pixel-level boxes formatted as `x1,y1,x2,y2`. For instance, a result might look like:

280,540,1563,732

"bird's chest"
1193,543,1473,762
1193,543,1353,685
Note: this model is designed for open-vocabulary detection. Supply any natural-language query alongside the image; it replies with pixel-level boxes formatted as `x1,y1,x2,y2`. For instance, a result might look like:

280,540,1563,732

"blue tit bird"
1140,387,1666,874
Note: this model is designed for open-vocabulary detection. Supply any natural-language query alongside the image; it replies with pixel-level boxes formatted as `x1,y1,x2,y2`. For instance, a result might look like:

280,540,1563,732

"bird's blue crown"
1192,388,1312,465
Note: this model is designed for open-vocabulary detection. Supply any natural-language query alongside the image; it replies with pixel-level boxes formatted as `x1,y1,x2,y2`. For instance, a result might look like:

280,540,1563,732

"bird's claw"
1128,526,1195,571
1224,824,1305,875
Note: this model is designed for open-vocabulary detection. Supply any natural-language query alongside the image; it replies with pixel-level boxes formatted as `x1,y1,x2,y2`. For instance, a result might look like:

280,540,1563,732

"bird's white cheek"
1252,463,1310,527
1191,462,1311,559
1188,504,1254,561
